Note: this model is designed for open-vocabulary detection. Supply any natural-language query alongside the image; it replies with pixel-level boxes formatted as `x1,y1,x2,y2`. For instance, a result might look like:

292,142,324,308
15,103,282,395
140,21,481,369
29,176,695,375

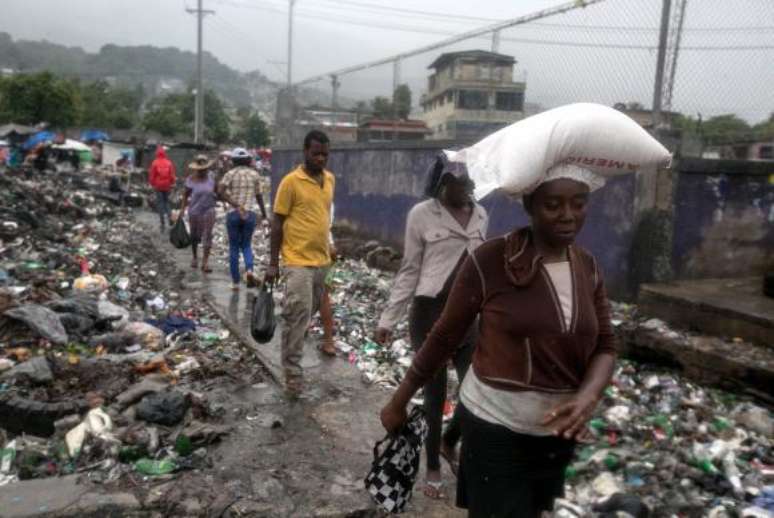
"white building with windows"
420,50,526,141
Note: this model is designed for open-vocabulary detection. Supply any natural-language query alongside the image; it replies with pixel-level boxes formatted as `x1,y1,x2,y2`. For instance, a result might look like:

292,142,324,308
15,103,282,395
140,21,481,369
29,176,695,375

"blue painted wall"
671,159,774,278
272,142,636,296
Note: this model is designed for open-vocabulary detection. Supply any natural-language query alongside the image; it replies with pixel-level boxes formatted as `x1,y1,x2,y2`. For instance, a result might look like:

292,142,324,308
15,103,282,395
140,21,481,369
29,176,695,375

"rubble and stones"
0,164,771,517
0,167,262,500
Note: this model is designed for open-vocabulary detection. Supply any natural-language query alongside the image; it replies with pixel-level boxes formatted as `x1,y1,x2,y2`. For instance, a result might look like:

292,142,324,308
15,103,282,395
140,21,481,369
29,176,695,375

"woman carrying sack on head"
381,165,617,517
374,154,488,500
179,154,217,273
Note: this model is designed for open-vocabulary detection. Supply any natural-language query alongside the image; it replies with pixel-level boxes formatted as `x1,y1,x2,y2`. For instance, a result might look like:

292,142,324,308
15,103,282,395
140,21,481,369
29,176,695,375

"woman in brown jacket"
380,164,617,517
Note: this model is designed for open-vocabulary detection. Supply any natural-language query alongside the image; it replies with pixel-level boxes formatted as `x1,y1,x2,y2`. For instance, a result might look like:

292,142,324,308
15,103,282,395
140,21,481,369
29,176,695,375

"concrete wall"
272,147,773,297
671,158,774,278
272,140,636,297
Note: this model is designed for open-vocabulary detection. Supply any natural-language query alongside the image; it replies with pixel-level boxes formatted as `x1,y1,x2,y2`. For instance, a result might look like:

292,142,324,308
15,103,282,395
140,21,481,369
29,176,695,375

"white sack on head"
445,103,672,200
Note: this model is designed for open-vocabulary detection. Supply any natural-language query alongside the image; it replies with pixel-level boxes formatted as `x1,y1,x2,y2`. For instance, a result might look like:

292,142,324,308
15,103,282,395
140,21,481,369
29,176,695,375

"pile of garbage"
0,168,249,487
301,254,774,516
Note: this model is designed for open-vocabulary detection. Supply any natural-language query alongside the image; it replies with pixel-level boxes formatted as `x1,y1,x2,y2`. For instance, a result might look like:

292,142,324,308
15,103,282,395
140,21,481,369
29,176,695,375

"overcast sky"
1,0,772,121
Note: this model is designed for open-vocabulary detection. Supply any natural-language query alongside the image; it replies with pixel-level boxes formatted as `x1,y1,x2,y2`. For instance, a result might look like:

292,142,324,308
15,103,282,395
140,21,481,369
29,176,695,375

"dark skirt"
457,404,575,518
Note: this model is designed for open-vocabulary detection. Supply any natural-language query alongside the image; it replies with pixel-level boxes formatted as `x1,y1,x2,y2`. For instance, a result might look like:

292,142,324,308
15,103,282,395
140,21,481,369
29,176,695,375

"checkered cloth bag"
364,406,428,514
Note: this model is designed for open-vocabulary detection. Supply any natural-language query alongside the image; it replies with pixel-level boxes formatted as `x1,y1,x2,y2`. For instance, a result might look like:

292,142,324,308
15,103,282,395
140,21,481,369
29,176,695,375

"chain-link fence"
267,0,772,151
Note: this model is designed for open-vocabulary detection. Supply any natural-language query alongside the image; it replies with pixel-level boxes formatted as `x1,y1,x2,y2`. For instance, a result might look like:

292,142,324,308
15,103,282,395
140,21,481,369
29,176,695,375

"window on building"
457,90,488,110
478,65,491,80
495,91,524,111
759,145,773,159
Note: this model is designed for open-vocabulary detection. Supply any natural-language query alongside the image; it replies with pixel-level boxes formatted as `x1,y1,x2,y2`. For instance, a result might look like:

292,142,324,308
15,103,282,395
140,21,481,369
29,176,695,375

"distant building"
705,139,774,161
273,105,359,146
358,118,429,142
420,50,526,141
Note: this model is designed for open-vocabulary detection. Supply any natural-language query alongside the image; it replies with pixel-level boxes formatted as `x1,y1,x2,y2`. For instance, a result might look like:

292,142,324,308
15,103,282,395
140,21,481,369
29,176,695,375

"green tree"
142,95,187,137
752,113,774,140
79,80,144,130
371,96,393,119
203,90,230,144
701,114,752,144
237,112,270,147
0,72,80,127
393,84,412,119
142,89,230,143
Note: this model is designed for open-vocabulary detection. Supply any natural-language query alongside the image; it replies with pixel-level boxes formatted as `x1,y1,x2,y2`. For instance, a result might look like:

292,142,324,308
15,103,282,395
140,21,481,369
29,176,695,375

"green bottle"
712,417,730,432
696,458,719,475
134,458,176,476
604,453,621,470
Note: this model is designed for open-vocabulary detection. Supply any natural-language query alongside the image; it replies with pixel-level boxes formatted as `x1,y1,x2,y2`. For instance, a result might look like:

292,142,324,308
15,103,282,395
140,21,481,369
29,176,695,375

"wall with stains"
272,141,636,297
273,148,773,296
671,159,774,279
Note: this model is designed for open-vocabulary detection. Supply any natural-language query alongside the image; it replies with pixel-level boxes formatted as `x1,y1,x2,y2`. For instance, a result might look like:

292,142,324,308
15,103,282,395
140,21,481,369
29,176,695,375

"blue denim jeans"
156,191,171,226
226,210,257,283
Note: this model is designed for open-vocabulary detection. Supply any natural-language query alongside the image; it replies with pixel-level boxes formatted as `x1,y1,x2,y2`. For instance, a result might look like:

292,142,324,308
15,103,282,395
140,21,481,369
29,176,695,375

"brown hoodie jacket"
405,227,617,394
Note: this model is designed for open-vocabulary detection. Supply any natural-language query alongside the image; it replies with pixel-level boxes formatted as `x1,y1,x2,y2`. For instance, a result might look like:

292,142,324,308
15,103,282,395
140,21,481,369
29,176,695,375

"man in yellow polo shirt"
266,130,335,397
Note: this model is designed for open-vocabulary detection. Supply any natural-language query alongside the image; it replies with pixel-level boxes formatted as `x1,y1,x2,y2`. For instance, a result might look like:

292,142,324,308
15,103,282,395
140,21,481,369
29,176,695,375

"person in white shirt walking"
374,154,488,499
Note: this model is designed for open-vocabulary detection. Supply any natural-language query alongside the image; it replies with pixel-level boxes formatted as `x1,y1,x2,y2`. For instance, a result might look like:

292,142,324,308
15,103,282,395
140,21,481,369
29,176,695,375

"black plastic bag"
251,285,276,344
169,217,191,249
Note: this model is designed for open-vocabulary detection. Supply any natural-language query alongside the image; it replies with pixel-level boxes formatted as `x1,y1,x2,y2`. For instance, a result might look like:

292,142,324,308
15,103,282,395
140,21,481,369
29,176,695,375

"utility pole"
392,59,401,141
651,0,672,130
491,30,501,53
283,0,298,146
186,0,214,144
287,0,298,90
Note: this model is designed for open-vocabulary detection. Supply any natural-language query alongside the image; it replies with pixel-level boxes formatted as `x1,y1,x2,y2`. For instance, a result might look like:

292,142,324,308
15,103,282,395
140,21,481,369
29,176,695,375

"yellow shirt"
273,166,335,267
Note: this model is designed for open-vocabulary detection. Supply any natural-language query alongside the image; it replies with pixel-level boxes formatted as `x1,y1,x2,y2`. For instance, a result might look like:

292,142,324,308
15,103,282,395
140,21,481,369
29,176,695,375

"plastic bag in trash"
250,286,276,344
97,300,130,331
2,304,68,344
169,217,191,249
136,391,190,426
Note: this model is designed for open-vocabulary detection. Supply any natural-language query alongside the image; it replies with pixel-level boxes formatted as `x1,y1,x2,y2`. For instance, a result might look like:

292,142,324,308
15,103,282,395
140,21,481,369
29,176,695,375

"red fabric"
148,148,176,192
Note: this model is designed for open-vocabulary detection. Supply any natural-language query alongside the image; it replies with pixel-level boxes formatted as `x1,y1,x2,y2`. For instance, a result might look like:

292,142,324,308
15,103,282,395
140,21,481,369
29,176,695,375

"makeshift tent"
22,131,56,150
102,142,135,167
53,139,93,164
80,130,110,142
0,124,36,139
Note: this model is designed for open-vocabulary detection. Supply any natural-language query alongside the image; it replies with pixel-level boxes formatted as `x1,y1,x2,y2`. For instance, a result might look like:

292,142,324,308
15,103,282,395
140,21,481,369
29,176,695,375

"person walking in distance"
374,154,488,499
265,130,335,398
178,154,217,273
148,146,177,232
217,148,268,290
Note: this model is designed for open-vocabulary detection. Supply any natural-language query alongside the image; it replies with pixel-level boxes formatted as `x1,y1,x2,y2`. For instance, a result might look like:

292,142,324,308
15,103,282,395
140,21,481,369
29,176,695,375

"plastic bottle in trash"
589,418,607,434
134,458,176,476
695,457,720,475
647,414,674,438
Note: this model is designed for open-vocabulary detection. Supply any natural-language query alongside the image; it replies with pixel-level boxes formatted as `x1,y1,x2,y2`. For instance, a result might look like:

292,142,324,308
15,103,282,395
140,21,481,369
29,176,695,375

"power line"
214,0,774,33
208,15,287,79
212,2,774,52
